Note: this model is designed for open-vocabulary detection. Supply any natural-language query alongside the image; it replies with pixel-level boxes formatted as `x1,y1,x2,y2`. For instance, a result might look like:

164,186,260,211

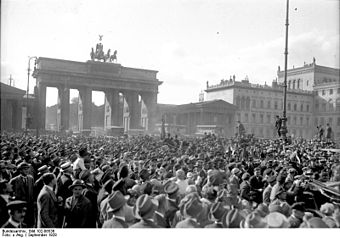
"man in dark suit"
63,180,92,228
55,162,73,203
9,162,35,227
249,167,264,204
240,173,252,201
80,170,98,228
1,200,27,228
102,191,129,228
37,173,59,228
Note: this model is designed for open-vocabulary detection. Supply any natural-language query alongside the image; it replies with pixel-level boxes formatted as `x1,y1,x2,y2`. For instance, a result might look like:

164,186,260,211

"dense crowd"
0,131,340,228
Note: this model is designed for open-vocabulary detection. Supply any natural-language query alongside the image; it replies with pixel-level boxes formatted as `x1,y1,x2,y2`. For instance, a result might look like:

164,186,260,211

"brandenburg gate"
32,45,162,134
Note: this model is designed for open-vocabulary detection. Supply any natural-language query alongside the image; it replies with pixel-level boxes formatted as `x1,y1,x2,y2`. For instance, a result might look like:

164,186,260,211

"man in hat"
80,169,98,228
0,179,13,226
249,167,264,204
34,165,50,202
205,202,227,228
130,194,160,228
102,191,129,228
73,147,90,179
275,115,282,137
158,181,180,228
55,162,73,203
240,173,251,202
1,200,27,228
175,195,203,228
37,173,60,228
262,175,276,205
63,180,92,228
9,162,35,227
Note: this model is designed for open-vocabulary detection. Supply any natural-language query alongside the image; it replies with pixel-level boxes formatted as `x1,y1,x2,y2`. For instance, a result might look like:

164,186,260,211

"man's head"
7,201,27,223
69,180,86,198
42,173,57,187
17,162,30,176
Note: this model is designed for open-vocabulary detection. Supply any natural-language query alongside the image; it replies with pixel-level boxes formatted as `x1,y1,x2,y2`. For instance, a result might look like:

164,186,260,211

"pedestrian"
326,123,333,141
129,194,160,228
63,180,92,228
102,191,129,228
275,115,282,137
9,162,35,227
1,200,27,228
37,173,59,228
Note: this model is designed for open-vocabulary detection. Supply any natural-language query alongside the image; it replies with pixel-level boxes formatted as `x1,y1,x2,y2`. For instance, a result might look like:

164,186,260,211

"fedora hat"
255,203,269,218
183,196,203,219
163,181,179,195
300,217,329,228
133,194,158,220
60,161,72,171
68,179,86,190
266,212,290,228
17,162,30,170
209,202,227,221
107,190,129,213
79,170,91,182
240,212,267,228
222,208,244,228
37,165,49,175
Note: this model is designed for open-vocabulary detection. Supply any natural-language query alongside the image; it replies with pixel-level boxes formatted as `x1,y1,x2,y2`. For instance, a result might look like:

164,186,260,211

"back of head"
42,173,55,185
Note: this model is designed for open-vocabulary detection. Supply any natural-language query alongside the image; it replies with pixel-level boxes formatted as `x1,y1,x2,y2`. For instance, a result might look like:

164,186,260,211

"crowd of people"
0,131,340,229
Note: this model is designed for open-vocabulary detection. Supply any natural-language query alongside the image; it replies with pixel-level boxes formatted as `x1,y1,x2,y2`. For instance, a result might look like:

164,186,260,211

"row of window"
315,117,340,127
287,78,306,90
319,88,340,96
236,96,313,112
315,101,340,112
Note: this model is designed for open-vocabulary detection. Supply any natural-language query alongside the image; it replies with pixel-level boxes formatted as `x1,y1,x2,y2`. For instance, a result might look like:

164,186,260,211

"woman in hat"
63,180,92,228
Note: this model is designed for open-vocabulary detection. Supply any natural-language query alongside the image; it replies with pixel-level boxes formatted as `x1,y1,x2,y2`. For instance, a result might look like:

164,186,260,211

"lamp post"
280,0,289,142
26,56,37,135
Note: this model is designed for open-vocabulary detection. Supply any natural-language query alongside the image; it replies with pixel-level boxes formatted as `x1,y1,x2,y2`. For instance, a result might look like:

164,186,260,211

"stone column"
13,100,22,130
105,89,120,127
37,83,46,130
58,85,70,131
79,87,92,132
124,91,140,130
141,92,157,133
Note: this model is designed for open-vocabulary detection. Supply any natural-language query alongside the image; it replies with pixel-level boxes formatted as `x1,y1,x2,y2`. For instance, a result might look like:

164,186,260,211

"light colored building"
206,76,314,139
205,59,340,141
277,59,340,141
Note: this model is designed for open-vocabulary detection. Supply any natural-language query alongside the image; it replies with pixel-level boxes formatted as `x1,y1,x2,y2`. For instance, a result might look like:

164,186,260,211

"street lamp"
26,56,38,135
280,0,290,142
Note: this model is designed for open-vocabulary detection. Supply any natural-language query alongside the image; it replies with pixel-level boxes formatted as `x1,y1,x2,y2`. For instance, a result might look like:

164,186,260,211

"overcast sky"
1,0,339,106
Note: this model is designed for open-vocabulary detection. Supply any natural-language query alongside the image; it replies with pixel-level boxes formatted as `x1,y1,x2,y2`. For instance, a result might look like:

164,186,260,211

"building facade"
205,60,340,141
155,100,237,137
